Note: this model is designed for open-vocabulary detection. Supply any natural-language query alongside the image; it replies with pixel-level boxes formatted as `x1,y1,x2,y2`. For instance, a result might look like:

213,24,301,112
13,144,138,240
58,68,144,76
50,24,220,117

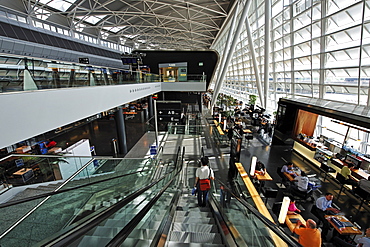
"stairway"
74,188,174,247
166,189,225,247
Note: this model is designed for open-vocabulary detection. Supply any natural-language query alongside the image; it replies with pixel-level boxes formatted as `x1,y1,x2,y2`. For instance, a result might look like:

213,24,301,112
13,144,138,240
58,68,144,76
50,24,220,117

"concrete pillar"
114,107,128,155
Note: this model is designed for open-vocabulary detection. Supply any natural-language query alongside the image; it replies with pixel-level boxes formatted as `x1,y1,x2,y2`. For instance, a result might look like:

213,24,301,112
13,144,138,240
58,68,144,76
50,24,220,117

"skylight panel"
84,15,106,25
39,0,77,12
124,34,139,39
102,26,127,33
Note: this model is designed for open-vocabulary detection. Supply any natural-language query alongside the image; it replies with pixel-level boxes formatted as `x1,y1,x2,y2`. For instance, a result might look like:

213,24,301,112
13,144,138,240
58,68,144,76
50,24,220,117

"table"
15,146,31,153
213,120,224,135
48,147,62,154
13,168,32,176
13,168,34,183
255,171,273,191
256,171,273,181
284,172,298,182
285,214,306,233
325,215,362,236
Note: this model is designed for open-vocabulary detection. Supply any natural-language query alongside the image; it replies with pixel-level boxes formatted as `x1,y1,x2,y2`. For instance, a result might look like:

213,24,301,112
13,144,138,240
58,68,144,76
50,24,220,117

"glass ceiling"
11,0,234,50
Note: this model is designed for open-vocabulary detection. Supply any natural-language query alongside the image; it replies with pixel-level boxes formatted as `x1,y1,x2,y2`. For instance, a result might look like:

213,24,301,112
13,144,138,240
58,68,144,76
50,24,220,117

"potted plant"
249,94,257,106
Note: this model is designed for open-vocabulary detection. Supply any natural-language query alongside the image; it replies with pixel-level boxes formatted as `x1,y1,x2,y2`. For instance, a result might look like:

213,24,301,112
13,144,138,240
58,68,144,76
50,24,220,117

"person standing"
315,193,340,241
194,157,214,207
293,219,322,247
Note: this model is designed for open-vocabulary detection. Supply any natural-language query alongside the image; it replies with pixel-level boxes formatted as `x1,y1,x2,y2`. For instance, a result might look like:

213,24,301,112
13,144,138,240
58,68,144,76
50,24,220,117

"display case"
314,148,333,165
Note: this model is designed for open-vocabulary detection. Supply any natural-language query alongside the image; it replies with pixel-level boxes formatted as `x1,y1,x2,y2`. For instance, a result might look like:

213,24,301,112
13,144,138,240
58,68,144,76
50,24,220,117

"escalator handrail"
0,168,152,209
106,146,184,247
42,146,183,247
213,178,302,247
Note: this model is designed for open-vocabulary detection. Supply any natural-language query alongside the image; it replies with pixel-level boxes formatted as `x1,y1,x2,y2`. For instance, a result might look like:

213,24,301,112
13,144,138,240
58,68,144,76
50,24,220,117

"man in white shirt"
358,227,370,247
294,171,309,191
194,157,214,207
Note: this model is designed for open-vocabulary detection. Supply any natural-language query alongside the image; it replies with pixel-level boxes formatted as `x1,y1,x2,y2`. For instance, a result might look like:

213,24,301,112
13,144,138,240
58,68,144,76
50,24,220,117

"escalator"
0,146,301,247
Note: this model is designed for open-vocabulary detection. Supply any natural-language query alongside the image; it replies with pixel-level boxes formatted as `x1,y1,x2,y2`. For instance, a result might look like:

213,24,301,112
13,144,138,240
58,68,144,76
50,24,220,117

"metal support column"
114,107,128,156
148,96,154,119
319,0,328,99
263,0,271,109
245,9,264,107
211,2,240,108
154,100,159,148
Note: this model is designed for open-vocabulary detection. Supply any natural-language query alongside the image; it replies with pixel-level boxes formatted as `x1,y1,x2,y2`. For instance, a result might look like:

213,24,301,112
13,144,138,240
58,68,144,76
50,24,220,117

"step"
174,217,215,225
128,228,157,240
166,243,226,247
121,238,152,246
77,235,112,247
172,222,219,233
175,211,213,218
169,231,223,244
176,206,210,212
92,226,121,238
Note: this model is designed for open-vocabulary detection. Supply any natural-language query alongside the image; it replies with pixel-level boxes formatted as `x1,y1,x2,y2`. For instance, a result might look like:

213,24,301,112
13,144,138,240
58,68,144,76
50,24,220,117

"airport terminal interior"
1,0,370,246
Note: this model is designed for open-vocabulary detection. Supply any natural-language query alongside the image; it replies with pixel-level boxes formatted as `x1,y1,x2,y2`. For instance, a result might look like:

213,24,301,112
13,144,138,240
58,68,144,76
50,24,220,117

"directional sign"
158,109,181,116
158,116,180,122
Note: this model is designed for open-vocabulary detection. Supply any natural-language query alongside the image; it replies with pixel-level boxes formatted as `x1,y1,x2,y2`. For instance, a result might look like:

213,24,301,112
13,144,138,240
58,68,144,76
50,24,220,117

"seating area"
241,146,370,247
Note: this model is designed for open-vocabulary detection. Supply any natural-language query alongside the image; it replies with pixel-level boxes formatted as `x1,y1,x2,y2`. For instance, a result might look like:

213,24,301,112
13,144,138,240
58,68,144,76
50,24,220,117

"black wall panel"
0,21,122,61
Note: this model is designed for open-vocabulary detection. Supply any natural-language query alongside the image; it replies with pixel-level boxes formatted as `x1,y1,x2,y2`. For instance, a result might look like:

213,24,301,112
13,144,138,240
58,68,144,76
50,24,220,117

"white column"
263,0,271,109
245,11,263,107
211,2,240,107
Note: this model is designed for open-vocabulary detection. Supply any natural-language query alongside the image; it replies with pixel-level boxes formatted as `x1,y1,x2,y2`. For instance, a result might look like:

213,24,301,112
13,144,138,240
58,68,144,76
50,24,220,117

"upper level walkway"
0,81,205,149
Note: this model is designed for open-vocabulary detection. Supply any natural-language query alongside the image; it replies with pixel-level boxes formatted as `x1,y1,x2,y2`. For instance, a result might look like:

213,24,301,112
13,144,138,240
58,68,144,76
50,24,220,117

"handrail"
0,158,98,238
106,146,183,247
214,178,302,247
41,146,183,247
0,168,150,209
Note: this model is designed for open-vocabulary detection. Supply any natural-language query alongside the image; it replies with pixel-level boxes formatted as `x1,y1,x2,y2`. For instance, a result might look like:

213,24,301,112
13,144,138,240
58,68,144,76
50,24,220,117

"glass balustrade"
0,54,206,93
211,180,298,247
0,158,159,247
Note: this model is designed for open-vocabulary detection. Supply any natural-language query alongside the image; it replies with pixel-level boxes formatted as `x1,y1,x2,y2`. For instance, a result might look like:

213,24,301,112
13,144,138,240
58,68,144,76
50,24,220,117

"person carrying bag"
194,157,214,207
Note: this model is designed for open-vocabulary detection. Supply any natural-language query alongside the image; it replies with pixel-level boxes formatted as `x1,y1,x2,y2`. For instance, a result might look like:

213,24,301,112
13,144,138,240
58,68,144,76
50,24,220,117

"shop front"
273,98,370,179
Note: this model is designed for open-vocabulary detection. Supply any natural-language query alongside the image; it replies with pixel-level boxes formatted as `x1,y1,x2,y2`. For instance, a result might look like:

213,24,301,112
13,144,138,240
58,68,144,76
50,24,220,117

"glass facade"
211,0,370,112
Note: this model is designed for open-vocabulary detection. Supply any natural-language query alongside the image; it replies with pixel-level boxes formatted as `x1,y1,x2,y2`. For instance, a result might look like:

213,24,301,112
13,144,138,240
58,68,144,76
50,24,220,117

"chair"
276,166,286,188
261,187,278,204
335,173,347,196
290,185,313,202
354,187,370,212
310,204,322,226
245,133,253,144
320,163,335,181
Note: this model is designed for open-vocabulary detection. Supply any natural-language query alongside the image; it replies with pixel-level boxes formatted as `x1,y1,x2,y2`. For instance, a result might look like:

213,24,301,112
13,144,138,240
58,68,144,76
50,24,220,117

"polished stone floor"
52,108,369,246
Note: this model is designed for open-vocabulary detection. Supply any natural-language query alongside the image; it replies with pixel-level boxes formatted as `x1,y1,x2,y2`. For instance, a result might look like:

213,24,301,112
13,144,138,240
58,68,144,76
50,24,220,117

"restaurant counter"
293,141,322,168
331,158,369,181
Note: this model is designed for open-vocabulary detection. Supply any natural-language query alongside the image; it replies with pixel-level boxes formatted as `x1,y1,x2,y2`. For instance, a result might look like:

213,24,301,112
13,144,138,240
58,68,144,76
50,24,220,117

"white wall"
161,82,206,91
60,139,92,179
0,83,161,148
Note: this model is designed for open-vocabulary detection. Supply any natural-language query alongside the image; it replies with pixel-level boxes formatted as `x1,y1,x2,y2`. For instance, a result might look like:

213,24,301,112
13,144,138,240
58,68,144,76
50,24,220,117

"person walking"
194,157,214,207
